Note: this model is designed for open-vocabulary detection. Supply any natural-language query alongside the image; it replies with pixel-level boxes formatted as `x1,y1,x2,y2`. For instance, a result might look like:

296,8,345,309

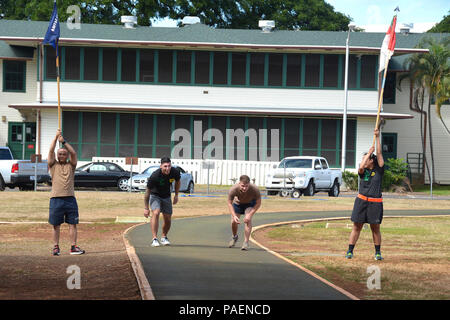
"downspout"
38,44,43,156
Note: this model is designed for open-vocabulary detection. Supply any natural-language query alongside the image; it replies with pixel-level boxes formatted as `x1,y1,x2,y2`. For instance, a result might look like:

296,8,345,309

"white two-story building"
0,18,448,185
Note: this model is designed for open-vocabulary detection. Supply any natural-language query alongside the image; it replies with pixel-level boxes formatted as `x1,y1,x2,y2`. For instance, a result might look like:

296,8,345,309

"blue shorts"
49,196,79,226
232,200,256,215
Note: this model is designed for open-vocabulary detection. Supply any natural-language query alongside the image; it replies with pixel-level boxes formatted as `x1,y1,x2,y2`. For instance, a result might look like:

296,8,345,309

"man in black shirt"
144,157,181,247
346,129,385,260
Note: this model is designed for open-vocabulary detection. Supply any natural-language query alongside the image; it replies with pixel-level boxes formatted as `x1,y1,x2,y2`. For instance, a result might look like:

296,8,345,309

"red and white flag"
379,15,397,73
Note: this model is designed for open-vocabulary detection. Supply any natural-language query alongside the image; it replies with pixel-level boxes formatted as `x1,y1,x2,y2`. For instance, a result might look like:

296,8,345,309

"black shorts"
233,200,256,215
351,197,383,224
49,196,79,226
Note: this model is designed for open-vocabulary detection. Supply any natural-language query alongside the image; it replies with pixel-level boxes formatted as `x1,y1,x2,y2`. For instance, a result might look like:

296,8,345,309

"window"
231,53,246,85
314,159,321,169
320,159,328,169
102,48,117,81
213,52,228,85
176,51,191,84
62,111,79,144
3,60,26,92
121,49,136,82
303,119,319,150
305,54,320,87
195,51,210,84
284,118,300,156
158,50,173,83
383,72,396,104
64,47,80,80
45,46,61,80
249,53,265,86
343,55,358,89
140,49,154,82
323,54,339,88
84,48,99,80
286,54,301,87
360,55,377,89
268,54,283,86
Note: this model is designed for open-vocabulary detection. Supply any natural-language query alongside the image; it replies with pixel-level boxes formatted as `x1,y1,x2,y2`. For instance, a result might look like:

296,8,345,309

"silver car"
127,165,194,193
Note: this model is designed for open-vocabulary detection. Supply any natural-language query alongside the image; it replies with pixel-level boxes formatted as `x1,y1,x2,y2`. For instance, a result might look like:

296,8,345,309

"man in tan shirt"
227,175,261,250
48,129,84,256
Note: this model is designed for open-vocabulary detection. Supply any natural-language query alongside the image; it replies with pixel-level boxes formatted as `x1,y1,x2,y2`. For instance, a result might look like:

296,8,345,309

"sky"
152,0,449,32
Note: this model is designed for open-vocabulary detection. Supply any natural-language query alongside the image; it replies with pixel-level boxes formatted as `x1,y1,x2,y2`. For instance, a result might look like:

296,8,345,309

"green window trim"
43,46,378,92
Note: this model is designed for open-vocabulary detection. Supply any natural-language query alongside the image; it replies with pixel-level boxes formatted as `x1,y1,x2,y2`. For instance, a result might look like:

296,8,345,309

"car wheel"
304,180,315,196
117,177,129,191
279,189,290,197
187,181,194,194
291,189,302,198
0,175,5,191
328,180,340,197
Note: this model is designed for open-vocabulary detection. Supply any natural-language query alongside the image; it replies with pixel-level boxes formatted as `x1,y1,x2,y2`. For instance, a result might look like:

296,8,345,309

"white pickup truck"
265,156,342,197
0,146,50,191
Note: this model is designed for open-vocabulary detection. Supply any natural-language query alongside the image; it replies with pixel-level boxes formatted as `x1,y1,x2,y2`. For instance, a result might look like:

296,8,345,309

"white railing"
92,157,278,186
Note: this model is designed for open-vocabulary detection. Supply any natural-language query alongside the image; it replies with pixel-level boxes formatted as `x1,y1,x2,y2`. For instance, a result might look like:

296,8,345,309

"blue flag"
43,1,60,51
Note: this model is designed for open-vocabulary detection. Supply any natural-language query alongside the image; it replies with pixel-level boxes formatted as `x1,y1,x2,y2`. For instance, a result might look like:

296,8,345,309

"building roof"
0,19,442,55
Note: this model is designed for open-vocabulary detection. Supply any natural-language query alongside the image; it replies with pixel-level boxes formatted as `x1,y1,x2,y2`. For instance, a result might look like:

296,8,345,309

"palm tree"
399,35,450,184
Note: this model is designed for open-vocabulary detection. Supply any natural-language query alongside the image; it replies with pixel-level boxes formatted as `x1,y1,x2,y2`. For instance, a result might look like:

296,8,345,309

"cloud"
367,5,383,25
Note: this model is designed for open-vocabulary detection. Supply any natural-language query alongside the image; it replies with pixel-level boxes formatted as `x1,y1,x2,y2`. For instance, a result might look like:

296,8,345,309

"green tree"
162,0,352,30
427,11,450,33
399,36,450,184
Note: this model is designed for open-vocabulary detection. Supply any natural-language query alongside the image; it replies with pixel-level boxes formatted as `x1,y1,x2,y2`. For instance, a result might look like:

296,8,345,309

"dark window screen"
268,54,283,86
140,49,154,82
303,119,319,149
250,53,265,86
176,51,191,84
383,72,396,104
121,49,136,82
231,53,246,85
62,111,79,143
65,47,80,80
102,48,117,81
158,50,173,83
119,113,135,144
284,119,300,149
213,52,228,85
343,55,358,89
360,55,377,88
101,113,116,144
321,119,337,149
82,112,97,143
84,48,98,80
195,51,210,84
45,46,61,79
138,114,154,145
4,61,25,91
323,54,339,87
286,54,301,87
305,54,320,87
156,115,171,145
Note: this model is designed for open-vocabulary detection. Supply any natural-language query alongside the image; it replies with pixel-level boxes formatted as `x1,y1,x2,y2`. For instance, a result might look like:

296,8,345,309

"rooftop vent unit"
182,16,201,25
259,20,275,33
400,23,413,34
121,16,137,29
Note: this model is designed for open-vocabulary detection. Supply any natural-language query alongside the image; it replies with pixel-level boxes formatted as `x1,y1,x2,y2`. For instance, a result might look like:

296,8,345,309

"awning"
9,102,414,119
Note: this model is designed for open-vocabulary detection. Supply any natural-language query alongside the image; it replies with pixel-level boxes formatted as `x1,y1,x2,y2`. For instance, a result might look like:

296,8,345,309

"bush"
382,158,409,192
342,171,358,191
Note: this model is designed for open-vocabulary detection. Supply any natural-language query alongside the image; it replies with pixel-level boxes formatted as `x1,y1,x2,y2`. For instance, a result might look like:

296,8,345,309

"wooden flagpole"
372,57,390,147
56,43,61,131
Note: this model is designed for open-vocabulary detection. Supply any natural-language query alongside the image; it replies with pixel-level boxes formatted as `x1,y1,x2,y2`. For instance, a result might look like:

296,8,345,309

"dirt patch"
0,223,141,300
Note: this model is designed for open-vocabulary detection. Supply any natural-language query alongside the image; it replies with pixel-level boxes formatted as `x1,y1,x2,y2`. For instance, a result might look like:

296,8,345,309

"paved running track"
126,209,449,300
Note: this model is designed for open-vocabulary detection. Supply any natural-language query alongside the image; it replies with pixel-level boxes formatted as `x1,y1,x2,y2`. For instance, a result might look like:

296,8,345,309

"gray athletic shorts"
150,195,173,215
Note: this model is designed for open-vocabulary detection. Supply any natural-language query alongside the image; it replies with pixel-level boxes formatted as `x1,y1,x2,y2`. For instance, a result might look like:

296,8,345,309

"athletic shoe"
160,237,171,246
52,245,60,256
374,253,384,261
345,251,353,259
228,235,238,248
151,238,161,247
241,242,249,251
70,245,85,255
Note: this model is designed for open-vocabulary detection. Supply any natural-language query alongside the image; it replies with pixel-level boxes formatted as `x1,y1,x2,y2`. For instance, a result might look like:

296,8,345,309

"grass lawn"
411,184,450,196
253,216,450,300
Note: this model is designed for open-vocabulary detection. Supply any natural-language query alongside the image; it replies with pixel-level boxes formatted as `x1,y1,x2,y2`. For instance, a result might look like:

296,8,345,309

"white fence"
91,157,278,186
